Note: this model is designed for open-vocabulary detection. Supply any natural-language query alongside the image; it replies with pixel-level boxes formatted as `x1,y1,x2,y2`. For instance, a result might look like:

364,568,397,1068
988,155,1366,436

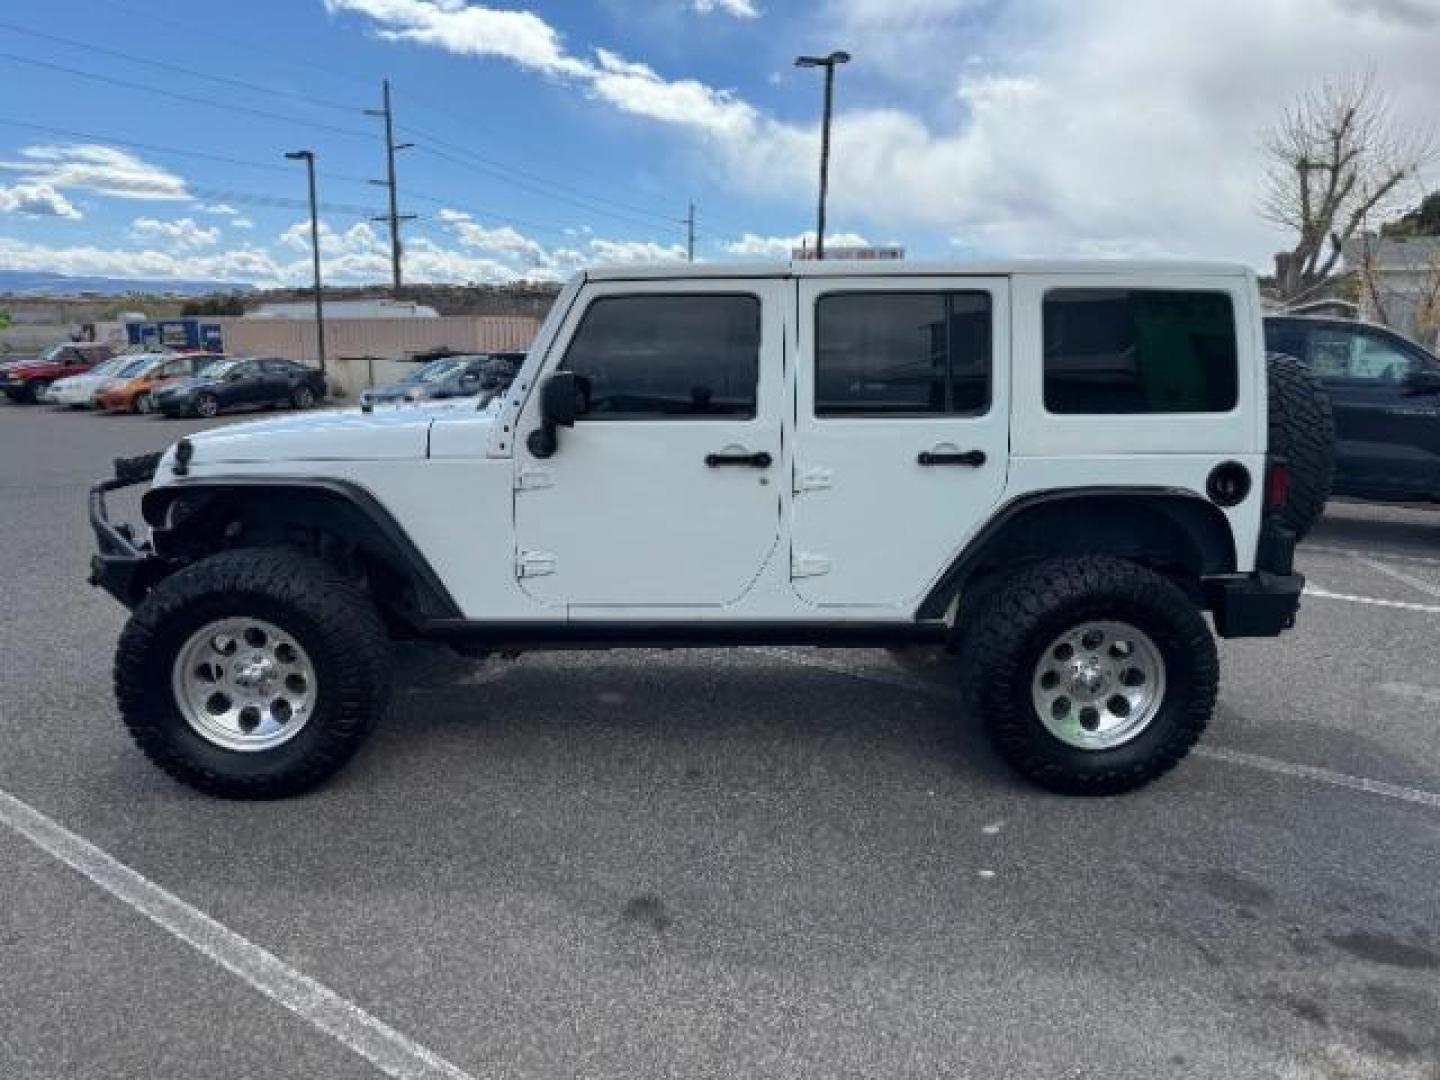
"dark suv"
1265,315,1440,503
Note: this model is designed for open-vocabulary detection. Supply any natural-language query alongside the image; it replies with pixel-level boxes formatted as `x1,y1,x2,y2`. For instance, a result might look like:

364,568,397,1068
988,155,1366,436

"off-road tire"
960,556,1217,795
1266,352,1334,540
115,548,391,798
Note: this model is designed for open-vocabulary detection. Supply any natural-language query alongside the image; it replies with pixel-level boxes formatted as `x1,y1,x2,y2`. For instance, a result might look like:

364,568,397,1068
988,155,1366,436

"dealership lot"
1,402,1437,1079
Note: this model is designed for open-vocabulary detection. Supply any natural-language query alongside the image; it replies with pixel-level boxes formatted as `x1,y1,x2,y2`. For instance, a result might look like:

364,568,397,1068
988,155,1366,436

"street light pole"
795,50,850,261
285,150,326,375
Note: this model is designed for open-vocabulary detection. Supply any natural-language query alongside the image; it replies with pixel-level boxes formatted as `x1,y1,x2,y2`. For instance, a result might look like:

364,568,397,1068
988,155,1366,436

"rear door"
790,276,1011,608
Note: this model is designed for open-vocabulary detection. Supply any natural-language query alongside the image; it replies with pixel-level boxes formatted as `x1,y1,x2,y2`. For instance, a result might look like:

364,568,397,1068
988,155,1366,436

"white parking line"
1305,586,1440,615
0,789,476,1080
1379,682,1440,707
752,648,1440,811
1305,544,1440,568
1349,555,1440,601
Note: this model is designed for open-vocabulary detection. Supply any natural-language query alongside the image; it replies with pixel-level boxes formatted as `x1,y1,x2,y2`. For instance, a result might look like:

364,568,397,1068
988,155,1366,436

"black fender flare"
142,477,462,623
917,487,1238,619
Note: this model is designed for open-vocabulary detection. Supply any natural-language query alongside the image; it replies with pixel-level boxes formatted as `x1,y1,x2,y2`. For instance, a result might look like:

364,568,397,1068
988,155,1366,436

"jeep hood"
171,406,464,465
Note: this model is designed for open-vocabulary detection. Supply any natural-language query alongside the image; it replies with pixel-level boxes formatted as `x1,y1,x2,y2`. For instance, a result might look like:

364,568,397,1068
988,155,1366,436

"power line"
401,123,685,229
0,52,374,142
0,19,360,116
30,5,717,240
0,117,375,189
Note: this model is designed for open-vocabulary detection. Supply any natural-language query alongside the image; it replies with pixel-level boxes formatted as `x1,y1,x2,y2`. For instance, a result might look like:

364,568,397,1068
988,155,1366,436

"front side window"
1310,327,1417,383
1044,289,1238,414
561,294,761,420
815,291,992,417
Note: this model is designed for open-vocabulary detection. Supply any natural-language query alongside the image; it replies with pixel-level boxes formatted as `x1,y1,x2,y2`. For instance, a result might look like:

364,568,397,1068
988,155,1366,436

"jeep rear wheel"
960,556,1217,795
115,549,391,798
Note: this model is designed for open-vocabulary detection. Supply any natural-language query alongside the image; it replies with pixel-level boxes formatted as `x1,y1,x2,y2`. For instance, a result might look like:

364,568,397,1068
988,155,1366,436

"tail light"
1265,458,1291,513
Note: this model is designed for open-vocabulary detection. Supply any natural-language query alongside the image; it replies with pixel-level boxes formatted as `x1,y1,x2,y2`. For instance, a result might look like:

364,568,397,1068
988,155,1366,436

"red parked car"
1,342,116,403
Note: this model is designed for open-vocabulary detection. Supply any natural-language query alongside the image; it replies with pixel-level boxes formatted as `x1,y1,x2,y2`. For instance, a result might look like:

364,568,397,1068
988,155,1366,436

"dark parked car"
1265,315,1440,502
359,351,526,410
152,357,327,419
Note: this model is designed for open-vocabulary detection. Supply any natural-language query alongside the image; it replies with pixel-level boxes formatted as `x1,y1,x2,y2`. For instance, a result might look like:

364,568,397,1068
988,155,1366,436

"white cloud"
130,217,222,249
0,236,283,284
724,230,870,257
199,203,240,216
327,0,1440,267
691,0,760,18
587,238,688,263
0,182,81,220
231,216,255,230
1,144,189,201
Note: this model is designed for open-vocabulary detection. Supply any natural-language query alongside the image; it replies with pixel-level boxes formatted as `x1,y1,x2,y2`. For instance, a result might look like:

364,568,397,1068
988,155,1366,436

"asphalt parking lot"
1,401,1437,1080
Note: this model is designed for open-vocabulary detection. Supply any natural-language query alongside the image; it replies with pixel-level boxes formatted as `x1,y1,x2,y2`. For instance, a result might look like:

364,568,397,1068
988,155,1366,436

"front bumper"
88,451,166,608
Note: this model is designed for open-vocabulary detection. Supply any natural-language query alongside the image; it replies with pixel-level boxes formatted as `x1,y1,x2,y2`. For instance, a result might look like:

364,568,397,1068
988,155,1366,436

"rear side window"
1043,289,1238,414
815,291,992,417
562,294,760,420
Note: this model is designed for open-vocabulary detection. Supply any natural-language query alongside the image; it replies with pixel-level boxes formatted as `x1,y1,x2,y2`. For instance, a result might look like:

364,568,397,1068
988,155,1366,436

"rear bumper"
1203,513,1304,638
1204,571,1305,638
88,451,166,608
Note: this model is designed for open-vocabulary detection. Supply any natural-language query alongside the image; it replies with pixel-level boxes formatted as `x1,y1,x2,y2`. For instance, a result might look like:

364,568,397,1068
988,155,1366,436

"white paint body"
151,260,1267,625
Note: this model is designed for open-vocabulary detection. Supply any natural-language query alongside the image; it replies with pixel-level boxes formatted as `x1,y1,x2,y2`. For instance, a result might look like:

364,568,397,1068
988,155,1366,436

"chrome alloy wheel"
171,618,317,751
1030,620,1166,750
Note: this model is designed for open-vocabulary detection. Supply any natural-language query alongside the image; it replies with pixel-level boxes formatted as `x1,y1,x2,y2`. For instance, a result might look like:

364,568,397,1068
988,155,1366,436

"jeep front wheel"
961,556,1217,795
115,549,391,798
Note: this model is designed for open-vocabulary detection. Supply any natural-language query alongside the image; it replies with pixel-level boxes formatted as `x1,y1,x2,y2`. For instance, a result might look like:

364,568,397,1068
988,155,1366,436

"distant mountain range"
0,270,253,297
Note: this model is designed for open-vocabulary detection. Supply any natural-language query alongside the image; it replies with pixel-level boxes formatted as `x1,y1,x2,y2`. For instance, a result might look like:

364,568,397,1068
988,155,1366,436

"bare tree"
1262,74,1435,303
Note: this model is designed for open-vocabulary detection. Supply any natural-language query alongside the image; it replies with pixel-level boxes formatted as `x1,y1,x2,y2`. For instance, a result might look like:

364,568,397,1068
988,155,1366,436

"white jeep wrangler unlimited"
91,261,1308,799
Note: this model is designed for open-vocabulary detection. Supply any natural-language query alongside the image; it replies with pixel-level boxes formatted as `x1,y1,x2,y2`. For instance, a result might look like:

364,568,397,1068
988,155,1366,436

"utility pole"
284,150,326,375
685,202,696,263
366,78,415,294
795,51,851,260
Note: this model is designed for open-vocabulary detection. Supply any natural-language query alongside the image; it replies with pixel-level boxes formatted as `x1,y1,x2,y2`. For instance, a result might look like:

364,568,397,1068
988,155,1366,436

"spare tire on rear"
1266,352,1334,540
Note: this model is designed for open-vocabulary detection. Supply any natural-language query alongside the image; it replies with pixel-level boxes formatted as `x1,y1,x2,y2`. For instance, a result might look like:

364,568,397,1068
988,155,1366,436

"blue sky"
0,0,1436,287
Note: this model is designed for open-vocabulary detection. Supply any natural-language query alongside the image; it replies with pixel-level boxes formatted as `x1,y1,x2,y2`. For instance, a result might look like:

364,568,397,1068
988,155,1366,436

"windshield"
116,357,158,378
403,358,466,384
86,357,129,378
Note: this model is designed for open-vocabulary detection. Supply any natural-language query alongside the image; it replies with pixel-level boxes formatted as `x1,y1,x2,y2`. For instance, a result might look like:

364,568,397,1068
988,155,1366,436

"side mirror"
1402,368,1440,395
526,372,589,458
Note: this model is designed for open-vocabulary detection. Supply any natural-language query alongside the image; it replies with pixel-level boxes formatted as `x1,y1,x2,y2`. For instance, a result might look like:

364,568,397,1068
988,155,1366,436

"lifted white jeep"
91,260,1308,799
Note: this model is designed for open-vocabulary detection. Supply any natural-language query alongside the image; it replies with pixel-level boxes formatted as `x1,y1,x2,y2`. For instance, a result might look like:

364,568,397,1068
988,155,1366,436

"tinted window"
815,292,992,417
261,359,296,374
1309,327,1417,383
1044,289,1238,413
1264,320,1308,361
562,294,760,420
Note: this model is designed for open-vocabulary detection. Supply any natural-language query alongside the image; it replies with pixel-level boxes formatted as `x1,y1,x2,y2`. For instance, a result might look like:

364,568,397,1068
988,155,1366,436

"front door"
513,281,786,608
1308,324,1440,497
790,277,1011,608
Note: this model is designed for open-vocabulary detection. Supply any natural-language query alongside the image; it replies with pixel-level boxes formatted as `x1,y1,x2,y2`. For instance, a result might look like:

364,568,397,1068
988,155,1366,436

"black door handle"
918,450,987,467
706,451,773,468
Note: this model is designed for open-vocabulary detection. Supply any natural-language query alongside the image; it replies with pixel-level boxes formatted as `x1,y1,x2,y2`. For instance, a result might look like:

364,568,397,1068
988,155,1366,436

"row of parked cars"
0,343,527,419
0,343,326,418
